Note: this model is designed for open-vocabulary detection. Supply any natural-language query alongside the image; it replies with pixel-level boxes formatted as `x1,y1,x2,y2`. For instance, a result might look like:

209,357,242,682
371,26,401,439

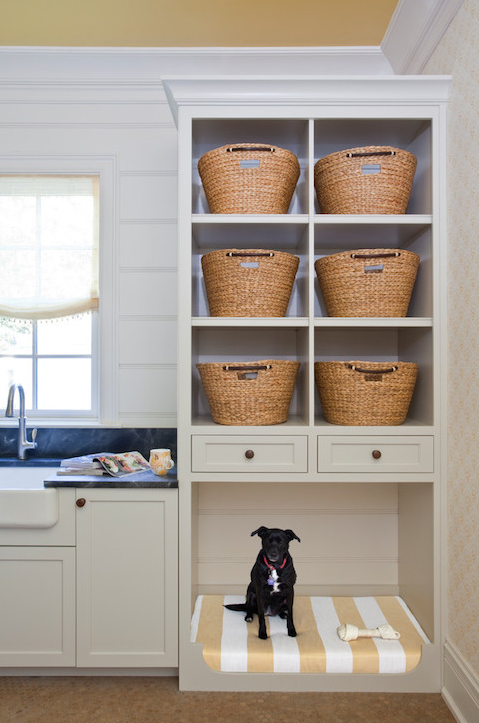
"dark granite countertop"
44,470,178,488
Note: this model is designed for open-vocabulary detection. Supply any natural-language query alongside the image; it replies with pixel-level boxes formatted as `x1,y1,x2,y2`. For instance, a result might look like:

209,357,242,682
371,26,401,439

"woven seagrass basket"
315,360,418,426
315,248,419,317
314,146,417,214
201,248,299,317
198,143,300,214
197,359,300,425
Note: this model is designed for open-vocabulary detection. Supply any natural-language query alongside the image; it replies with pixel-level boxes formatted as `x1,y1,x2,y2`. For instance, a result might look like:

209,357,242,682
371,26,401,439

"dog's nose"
268,550,280,562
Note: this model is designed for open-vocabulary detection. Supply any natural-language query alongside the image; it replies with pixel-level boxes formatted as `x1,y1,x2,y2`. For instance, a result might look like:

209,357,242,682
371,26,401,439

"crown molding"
382,0,465,74
0,45,392,82
163,75,450,125
0,0,464,84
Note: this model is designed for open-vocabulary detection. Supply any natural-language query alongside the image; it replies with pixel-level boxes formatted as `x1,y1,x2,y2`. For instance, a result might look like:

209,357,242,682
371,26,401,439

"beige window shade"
0,175,99,320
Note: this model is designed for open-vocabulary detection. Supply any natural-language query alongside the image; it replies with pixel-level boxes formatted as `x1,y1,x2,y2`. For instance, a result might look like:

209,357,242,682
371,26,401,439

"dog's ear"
285,529,301,543
251,526,269,538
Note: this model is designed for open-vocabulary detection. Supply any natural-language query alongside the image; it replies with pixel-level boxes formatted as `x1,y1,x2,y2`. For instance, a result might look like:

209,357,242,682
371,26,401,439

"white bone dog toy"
337,623,400,642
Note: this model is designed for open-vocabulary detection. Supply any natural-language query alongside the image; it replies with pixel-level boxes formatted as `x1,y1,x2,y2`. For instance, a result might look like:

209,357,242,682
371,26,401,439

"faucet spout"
5,384,37,460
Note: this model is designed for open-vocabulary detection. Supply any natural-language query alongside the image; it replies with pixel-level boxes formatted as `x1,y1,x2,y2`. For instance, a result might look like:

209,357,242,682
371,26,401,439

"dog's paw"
288,629,297,637
245,615,253,623
259,631,268,640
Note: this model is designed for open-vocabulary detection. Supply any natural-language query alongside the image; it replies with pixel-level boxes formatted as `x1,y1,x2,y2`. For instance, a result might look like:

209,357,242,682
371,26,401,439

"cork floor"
0,676,456,723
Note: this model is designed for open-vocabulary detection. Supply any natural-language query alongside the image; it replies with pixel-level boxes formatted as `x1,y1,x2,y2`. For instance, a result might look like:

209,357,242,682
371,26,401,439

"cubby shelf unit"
165,76,449,692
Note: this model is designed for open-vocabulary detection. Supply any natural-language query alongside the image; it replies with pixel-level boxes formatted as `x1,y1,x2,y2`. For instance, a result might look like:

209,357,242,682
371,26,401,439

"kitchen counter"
44,470,178,488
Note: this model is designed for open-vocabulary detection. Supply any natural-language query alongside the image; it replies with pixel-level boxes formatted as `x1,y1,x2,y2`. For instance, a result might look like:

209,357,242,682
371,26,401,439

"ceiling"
0,0,399,47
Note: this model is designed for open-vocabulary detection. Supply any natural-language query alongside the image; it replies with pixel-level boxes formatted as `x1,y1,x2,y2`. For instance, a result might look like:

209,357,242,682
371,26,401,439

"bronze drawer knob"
372,450,382,460
245,449,255,460
76,498,86,507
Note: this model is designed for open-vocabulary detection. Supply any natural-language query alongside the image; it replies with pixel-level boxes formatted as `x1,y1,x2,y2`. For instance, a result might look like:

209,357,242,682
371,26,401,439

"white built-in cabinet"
0,488,76,667
165,77,449,692
0,546,76,667
0,487,178,669
76,488,178,668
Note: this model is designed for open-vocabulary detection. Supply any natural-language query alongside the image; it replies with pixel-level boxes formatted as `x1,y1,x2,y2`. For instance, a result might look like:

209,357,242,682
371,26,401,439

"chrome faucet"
5,384,37,460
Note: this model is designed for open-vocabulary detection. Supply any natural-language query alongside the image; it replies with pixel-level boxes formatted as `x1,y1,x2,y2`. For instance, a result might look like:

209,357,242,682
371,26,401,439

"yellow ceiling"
1,0,399,47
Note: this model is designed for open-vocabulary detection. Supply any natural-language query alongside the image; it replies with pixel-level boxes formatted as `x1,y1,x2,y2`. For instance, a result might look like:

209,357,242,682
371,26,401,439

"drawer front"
318,436,434,474
192,435,308,473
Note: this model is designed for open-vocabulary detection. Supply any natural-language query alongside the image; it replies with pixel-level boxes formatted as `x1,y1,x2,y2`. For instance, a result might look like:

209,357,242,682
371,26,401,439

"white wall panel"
120,173,177,221
118,126,178,172
119,367,177,416
120,222,177,268
0,72,179,426
119,319,177,365
196,483,399,592
0,102,174,126
119,270,177,317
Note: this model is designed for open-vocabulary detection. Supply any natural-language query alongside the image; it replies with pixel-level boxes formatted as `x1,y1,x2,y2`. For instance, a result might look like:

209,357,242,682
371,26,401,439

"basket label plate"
364,263,384,273
361,164,381,174
240,159,261,169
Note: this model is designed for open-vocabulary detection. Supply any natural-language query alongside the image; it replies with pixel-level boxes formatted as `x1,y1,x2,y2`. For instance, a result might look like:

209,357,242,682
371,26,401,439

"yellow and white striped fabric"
191,595,429,674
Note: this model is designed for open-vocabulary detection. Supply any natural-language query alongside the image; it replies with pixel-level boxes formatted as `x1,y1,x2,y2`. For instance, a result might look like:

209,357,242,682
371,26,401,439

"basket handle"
349,364,398,374
226,146,275,153
350,252,400,259
346,150,396,158
226,252,274,258
223,364,272,372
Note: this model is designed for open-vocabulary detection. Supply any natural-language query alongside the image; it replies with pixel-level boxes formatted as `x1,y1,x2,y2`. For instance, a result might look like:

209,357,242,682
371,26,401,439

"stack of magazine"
56,451,151,477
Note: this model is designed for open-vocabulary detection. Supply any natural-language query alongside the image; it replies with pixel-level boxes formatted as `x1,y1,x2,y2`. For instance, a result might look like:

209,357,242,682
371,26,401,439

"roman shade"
0,175,99,320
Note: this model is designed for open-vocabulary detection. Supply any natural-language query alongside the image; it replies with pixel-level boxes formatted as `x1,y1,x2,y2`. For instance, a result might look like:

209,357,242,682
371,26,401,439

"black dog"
224,526,300,640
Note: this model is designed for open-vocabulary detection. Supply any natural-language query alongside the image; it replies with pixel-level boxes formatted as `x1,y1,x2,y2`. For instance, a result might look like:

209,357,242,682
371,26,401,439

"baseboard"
443,641,479,723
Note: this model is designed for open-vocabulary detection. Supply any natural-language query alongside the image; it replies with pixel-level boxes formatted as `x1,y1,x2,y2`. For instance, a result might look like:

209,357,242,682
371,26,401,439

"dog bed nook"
191,595,429,674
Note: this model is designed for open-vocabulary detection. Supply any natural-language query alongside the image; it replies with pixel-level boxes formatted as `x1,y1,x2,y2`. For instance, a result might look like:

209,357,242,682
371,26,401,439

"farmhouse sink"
0,466,59,528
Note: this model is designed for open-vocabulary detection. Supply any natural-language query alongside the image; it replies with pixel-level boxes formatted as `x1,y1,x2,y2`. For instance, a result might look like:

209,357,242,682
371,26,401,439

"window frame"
0,313,99,420
0,156,116,425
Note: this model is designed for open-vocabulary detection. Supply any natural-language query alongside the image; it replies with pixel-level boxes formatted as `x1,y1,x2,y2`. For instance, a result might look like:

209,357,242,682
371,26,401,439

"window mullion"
32,320,38,412
31,194,42,412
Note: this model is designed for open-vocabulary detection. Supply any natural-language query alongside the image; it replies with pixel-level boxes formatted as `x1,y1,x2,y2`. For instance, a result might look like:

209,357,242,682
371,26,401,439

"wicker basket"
197,359,300,425
198,143,300,214
315,248,419,317
315,360,418,426
314,146,417,214
201,248,299,317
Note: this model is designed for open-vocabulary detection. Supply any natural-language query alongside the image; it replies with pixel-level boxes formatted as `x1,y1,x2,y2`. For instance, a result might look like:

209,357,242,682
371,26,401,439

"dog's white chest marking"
267,568,280,593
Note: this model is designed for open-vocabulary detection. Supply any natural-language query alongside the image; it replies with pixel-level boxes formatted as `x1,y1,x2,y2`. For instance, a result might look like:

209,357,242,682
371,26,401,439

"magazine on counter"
56,451,151,477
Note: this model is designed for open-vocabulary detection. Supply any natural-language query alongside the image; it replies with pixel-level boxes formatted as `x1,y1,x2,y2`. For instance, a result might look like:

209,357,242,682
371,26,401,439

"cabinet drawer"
192,435,308,473
317,436,434,474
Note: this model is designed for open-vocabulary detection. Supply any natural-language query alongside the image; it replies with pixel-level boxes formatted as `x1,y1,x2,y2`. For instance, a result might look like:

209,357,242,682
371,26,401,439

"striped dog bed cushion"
191,595,429,674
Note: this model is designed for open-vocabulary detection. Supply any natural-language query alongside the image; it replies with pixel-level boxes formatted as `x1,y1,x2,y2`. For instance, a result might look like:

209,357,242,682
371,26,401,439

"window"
0,176,99,416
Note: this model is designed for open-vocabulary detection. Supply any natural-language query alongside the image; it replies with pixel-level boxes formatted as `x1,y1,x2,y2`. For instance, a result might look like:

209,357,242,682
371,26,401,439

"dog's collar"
264,555,287,570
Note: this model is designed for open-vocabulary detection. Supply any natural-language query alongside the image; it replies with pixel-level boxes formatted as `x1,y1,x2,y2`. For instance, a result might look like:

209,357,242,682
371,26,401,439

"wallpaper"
424,0,479,676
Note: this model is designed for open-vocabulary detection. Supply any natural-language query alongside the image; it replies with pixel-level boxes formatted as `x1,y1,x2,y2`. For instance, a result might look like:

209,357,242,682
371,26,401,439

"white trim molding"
443,642,479,723
0,1,465,81
382,0,465,74
0,46,393,81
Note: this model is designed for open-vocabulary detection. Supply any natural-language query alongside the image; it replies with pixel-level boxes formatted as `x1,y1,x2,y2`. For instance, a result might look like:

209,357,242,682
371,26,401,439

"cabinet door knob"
245,449,255,460
76,498,86,507
372,450,382,460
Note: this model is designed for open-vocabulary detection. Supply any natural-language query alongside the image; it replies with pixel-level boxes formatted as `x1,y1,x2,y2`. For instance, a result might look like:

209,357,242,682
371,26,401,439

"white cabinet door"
76,488,178,667
0,547,75,666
